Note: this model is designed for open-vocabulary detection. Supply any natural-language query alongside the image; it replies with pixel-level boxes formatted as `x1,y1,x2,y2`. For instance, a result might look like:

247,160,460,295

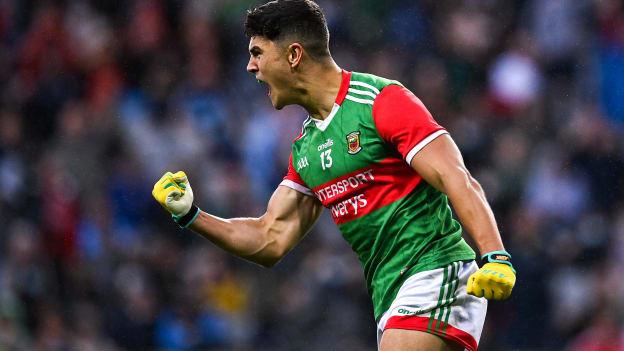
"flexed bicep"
259,185,324,261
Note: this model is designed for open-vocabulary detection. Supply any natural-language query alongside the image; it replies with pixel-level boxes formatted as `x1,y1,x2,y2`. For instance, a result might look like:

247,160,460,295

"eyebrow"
249,46,262,54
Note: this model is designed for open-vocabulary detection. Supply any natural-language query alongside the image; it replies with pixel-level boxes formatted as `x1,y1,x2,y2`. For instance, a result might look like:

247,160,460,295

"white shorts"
376,261,487,351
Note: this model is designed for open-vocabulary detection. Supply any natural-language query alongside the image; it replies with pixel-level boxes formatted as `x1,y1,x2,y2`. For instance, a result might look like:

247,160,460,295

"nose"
247,57,258,74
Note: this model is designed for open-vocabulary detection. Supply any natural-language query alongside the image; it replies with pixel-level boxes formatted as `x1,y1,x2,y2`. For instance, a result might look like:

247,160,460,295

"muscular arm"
188,186,323,267
410,134,504,255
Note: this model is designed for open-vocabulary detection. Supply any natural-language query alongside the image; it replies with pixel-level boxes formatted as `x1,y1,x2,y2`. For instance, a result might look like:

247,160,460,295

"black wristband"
481,250,511,263
481,250,515,273
174,205,200,228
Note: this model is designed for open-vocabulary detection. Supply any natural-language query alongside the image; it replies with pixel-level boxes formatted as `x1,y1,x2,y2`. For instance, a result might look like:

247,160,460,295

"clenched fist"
152,171,200,227
467,251,516,300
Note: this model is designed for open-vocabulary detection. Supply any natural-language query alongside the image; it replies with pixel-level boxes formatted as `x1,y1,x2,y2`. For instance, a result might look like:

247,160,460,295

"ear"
287,43,304,69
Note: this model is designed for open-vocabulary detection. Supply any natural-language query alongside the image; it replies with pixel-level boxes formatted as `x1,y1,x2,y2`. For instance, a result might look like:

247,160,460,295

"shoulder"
350,71,403,89
348,72,406,105
343,72,404,106
350,72,403,93
373,84,425,112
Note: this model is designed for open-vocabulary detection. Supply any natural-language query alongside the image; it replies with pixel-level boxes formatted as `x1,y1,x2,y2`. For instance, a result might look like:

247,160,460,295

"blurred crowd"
0,0,623,350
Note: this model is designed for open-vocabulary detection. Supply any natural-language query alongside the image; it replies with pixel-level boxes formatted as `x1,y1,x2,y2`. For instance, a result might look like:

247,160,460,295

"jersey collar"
335,70,351,105
311,70,351,131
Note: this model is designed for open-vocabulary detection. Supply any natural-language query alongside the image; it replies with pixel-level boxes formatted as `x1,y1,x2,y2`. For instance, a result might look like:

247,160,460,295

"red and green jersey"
280,70,475,320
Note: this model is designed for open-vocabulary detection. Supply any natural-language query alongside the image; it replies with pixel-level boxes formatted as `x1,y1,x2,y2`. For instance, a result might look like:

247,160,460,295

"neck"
295,60,342,120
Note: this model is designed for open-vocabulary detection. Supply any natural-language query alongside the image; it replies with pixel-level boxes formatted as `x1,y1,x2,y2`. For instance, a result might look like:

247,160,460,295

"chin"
271,96,286,110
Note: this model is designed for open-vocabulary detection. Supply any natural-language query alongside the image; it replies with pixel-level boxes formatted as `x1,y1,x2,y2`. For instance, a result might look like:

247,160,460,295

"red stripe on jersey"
373,85,446,160
312,158,422,224
283,153,310,190
335,70,351,105
385,315,478,351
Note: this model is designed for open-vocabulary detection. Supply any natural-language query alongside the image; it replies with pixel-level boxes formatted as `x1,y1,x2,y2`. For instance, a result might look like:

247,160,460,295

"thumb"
166,188,182,202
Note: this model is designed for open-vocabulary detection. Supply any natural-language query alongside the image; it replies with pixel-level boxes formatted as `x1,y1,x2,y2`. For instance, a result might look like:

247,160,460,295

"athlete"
152,1,516,350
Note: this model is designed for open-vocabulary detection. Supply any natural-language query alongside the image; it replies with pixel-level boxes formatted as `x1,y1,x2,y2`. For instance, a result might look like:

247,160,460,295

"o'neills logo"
346,131,362,154
317,138,334,151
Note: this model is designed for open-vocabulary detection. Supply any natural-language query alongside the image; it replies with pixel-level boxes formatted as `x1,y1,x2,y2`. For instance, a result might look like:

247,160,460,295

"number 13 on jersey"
320,149,333,170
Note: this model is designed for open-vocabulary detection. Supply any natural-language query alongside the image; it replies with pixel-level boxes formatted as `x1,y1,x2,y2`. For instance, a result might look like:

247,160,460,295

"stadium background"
1,0,623,350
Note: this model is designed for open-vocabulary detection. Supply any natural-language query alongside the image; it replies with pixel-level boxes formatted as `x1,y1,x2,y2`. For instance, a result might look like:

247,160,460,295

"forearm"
443,170,505,255
153,173,319,267
188,211,281,267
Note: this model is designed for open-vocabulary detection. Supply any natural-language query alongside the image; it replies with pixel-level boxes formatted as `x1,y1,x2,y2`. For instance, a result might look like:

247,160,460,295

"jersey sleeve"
372,84,448,165
279,153,314,196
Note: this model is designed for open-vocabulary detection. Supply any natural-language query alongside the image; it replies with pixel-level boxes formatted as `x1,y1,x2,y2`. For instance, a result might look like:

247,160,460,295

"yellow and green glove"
152,171,200,228
467,250,516,300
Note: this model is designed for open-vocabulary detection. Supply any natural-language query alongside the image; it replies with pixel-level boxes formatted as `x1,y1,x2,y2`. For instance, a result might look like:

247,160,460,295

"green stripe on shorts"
442,262,460,335
429,265,449,333
428,262,460,335
436,263,456,334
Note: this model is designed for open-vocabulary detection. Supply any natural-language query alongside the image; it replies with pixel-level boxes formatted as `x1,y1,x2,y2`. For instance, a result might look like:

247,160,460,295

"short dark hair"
245,0,330,59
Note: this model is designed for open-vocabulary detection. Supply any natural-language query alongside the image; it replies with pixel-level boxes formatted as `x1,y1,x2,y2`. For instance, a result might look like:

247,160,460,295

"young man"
152,1,516,350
